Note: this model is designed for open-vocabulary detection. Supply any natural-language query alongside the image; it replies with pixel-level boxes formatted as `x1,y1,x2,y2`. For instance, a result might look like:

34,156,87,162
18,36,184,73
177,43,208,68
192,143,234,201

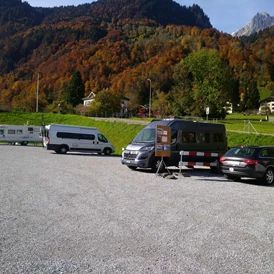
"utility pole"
147,79,152,118
36,72,40,113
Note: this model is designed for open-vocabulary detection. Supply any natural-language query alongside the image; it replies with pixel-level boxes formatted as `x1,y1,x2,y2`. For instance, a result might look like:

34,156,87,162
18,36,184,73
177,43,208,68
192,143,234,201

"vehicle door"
79,130,98,152
259,148,274,169
96,133,110,152
0,128,5,142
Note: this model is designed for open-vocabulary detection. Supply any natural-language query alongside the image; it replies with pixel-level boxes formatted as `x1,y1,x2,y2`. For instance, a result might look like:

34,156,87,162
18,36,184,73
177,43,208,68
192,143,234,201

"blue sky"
26,0,274,34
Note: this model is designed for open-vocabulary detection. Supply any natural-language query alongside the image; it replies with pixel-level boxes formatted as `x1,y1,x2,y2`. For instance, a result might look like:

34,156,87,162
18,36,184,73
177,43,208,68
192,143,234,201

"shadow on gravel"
48,152,121,157
0,143,43,148
201,177,274,187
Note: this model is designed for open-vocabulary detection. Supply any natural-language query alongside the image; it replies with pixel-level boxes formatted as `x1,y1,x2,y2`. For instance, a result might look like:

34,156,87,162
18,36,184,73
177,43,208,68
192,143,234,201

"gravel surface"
1,145,274,274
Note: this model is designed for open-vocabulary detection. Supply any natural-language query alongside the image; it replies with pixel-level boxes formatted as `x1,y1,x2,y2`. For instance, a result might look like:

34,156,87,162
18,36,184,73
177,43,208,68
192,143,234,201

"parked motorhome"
121,119,227,172
0,124,42,145
43,124,115,155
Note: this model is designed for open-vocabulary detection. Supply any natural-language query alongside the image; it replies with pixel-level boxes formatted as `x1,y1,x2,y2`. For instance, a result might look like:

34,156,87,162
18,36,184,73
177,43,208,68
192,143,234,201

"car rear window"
225,147,256,157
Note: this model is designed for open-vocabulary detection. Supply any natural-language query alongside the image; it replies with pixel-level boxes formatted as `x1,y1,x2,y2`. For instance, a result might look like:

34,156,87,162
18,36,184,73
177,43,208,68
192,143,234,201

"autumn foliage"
0,0,273,116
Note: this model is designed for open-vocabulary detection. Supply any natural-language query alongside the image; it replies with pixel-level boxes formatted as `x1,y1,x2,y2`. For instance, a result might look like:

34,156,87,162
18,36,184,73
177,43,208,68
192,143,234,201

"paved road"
1,145,274,273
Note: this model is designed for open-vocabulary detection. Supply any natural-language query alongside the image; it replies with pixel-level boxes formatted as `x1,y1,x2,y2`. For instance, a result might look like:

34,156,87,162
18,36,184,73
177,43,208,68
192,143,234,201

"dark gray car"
220,146,274,185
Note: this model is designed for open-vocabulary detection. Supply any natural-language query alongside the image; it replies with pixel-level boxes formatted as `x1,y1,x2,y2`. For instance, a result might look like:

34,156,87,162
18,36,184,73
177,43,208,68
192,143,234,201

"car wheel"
60,146,68,154
103,148,112,156
264,168,274,185
151,158,165,173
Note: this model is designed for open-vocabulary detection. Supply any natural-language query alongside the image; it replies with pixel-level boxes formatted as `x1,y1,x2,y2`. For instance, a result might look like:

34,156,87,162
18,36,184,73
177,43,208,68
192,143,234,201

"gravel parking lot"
1,145,274,274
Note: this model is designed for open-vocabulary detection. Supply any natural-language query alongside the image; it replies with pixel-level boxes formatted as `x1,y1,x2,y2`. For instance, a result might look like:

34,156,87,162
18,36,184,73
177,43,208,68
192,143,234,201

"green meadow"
1,112,274,155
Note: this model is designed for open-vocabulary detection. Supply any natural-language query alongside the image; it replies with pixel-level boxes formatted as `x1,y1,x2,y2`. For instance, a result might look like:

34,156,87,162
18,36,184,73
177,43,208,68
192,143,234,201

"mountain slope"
89,0,212,29
232,12,274,37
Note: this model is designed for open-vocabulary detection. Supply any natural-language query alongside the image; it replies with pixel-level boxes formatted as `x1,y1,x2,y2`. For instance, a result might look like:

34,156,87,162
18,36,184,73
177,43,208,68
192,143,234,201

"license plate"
226,161,240,166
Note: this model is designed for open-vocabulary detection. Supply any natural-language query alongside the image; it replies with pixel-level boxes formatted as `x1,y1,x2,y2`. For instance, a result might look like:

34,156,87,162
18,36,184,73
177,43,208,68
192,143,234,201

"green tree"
243,80,260,110
182,49,232,118
170,63,194,116
230,78,240,111
152,90,171,117
67,70,85,107
88,89,121,116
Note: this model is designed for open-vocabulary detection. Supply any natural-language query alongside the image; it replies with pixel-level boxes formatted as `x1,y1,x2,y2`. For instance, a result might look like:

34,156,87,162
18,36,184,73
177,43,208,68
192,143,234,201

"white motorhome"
43,124,115,155
0,124,42,145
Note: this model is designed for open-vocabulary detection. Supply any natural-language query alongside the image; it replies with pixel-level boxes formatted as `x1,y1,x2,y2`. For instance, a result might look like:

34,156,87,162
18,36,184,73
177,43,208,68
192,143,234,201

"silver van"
121,119,227,172
43,124,115,155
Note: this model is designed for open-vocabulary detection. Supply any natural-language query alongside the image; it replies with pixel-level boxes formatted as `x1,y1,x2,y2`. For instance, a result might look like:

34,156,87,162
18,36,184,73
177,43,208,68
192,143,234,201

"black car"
220,146,274,185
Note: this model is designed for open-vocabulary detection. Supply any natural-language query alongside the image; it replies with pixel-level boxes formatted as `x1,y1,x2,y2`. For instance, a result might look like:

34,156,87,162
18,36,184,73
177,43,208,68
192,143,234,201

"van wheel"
104,148,112,156
151,158,165,173
60,146,68,154
20,141,28,146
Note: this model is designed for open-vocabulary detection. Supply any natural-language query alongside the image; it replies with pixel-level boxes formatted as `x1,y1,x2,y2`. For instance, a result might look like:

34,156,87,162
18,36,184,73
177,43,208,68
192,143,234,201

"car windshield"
225,147,256,157
133,128,155,143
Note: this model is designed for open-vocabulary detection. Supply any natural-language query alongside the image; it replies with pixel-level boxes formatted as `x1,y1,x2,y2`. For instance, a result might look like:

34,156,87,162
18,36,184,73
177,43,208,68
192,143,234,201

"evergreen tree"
231,78,240,110
67,70,85,107
243,80,260,110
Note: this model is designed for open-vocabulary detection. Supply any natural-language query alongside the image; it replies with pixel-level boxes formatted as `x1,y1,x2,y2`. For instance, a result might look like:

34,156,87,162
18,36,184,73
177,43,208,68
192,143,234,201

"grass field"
1,111,274,155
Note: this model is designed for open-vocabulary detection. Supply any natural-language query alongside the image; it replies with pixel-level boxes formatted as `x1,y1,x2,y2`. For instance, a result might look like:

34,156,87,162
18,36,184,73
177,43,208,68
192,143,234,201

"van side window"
82,134,95,140
213,133,224,142
182,132,196,143
17,130,23,134
0,129,4,135
205,133,210,143
171,130,177,144
57,132,81,139
98,134,108,143
8,129,15,134
200,132,210,143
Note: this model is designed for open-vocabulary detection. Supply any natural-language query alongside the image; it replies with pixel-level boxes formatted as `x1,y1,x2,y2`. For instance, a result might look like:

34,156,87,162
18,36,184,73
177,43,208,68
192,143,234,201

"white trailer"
0,124,42,145
43,124,115,155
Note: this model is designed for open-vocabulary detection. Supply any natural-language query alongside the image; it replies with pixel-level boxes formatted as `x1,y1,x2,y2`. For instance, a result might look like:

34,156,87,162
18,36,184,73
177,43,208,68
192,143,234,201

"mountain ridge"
232,12,274,36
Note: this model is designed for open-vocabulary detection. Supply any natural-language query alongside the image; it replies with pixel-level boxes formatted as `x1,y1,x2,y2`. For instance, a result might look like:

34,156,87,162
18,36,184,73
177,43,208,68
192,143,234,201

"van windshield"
133,128,155,143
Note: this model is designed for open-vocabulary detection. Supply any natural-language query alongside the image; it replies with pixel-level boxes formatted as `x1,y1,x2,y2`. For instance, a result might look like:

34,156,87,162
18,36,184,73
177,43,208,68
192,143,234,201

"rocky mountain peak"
232,12,274,37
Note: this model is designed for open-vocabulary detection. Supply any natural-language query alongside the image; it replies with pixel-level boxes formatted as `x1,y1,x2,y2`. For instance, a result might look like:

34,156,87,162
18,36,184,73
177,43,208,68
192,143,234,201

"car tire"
264,168,274,185
103,148,112,156
60,146,68,154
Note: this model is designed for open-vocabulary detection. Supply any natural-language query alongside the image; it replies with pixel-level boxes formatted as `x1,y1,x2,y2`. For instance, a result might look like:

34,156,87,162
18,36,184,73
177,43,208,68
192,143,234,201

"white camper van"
0,124,42,145
43,124,115,155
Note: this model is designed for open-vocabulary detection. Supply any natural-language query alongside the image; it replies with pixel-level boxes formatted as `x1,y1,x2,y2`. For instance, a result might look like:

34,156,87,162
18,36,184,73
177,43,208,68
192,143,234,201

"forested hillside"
0,0,273,117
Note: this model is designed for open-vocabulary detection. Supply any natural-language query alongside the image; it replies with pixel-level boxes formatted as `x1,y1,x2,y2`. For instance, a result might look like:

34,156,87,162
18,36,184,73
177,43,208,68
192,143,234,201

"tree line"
0,0,273,117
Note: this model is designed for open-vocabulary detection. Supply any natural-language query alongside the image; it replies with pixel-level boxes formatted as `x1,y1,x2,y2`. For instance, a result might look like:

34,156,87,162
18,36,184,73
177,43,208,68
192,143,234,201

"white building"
82,92,96,106
259,96,274,114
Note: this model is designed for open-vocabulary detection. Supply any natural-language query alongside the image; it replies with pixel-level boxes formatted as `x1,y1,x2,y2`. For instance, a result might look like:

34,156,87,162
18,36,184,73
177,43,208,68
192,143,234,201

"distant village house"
82,92,96,106
259,96,274,114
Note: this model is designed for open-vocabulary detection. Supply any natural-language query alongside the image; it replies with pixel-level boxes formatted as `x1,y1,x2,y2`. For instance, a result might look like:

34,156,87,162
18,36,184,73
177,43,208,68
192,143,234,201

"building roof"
260,96,274,103
82,91,95,100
